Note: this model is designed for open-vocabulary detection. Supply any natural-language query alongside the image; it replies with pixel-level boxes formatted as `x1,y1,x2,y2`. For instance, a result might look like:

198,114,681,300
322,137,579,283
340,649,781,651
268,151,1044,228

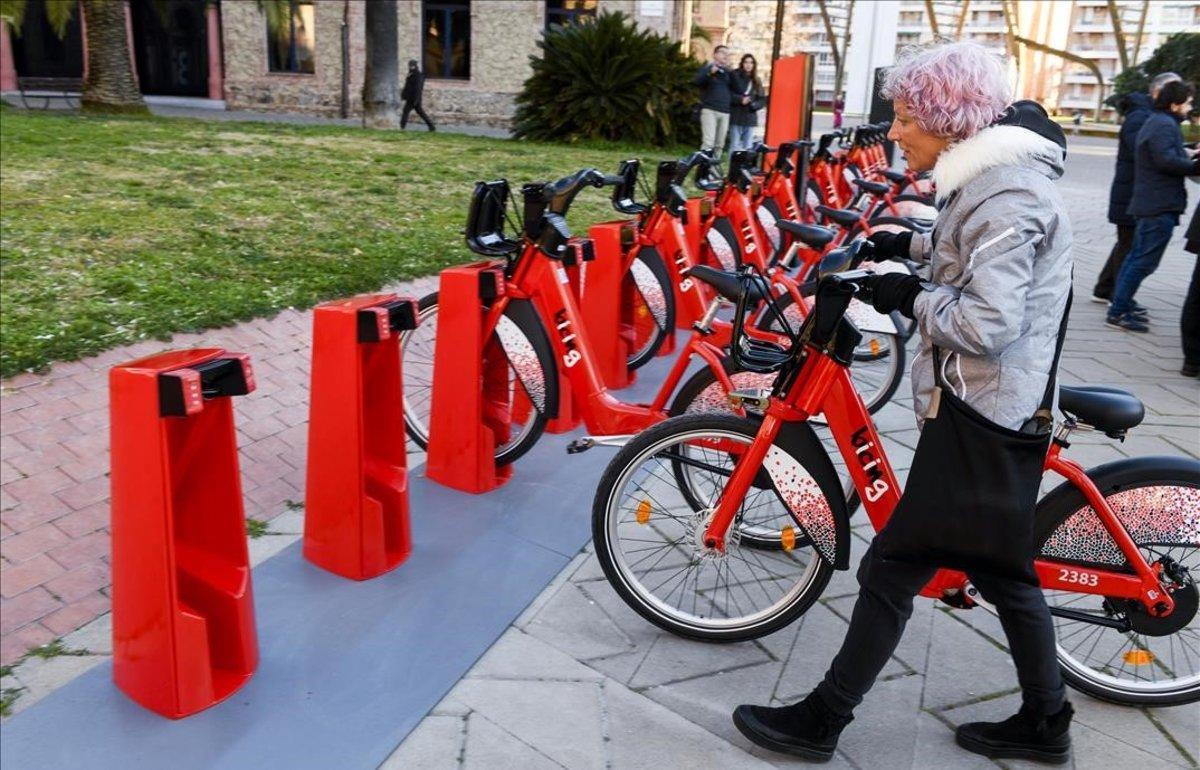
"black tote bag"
874,294,1072,584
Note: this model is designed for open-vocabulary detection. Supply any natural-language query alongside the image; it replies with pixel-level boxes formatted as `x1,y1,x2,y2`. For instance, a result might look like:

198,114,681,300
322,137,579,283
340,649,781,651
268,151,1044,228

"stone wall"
220,0,681,128
222,0,366,117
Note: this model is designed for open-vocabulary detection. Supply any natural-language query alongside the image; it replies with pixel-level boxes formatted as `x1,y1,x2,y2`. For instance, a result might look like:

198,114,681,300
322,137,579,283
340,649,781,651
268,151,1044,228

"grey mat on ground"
1,348,688,770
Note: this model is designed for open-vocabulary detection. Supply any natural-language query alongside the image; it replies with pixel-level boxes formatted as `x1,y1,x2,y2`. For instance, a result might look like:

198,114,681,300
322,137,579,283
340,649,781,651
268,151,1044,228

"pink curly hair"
882,41,1011,140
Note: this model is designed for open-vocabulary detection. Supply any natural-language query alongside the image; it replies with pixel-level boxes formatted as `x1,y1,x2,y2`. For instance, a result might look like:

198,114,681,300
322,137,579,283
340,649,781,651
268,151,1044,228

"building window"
424,1,470,80
264,0,315,74
545,0,597,30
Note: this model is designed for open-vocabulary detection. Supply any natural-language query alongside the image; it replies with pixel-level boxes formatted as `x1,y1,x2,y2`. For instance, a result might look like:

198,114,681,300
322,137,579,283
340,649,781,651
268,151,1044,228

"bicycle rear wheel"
399,292,554,466
592,414,840,642
1035,458,1200,706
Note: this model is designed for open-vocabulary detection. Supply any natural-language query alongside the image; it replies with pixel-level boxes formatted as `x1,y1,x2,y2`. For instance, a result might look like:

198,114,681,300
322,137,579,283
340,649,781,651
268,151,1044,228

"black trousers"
1182,257,1200,366
813,543,1066,717
1093,223,1136,299
401,100,434,130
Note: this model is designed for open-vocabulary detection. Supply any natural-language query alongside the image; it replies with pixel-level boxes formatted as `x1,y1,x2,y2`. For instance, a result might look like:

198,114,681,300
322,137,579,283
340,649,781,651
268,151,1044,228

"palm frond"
44,0,76,38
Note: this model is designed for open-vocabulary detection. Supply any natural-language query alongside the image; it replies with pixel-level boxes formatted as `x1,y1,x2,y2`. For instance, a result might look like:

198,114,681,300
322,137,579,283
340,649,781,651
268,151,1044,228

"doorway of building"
130,0,208,97
10,0,84,81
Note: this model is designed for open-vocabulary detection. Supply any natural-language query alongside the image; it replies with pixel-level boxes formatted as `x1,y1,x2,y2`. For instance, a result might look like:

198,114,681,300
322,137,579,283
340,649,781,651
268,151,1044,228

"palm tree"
362,0,399,129
0,0,147,114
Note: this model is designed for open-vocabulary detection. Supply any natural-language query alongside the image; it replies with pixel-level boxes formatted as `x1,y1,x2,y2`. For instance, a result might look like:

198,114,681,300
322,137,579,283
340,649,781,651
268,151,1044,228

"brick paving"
0,274,438,666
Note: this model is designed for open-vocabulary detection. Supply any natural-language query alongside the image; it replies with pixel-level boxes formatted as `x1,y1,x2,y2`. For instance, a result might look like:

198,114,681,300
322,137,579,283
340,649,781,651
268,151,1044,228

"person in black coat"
694,45,732,160
728,54,765,153
1093,82,1171,301
1107,80,1200,332
1182,201,1200,376
401,59,435,132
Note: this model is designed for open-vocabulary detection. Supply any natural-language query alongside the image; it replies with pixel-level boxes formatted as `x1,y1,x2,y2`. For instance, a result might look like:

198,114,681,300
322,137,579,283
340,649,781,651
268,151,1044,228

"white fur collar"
931,124,1064,203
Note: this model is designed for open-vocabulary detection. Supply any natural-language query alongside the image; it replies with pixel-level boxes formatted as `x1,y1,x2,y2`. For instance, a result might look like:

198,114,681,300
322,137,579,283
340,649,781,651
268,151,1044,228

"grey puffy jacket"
906,123,1073,430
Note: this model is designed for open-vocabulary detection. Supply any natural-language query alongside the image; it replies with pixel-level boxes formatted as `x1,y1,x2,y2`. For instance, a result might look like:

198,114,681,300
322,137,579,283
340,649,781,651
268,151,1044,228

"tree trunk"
79,0,147,114
362,0,399,129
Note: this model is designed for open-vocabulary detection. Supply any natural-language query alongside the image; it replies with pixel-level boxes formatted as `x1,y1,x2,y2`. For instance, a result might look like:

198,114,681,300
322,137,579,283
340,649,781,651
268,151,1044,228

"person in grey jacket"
734,42,1075,765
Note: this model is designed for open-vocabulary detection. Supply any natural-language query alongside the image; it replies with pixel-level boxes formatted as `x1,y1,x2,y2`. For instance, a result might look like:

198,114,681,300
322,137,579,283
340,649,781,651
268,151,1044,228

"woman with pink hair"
734,42,1075,764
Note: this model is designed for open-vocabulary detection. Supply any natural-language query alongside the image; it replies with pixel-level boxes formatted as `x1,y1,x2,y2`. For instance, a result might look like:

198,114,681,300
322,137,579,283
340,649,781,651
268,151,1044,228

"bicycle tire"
592,413,839,642
399,292,554,466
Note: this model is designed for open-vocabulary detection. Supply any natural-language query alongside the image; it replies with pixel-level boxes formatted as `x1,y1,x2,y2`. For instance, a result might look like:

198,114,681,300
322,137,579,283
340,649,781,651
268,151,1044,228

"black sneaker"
732,692,853,761
1089,293,1109,304
956,702,1073,764
1106,313,1149,333
1183,362,1200,377
1128,301,1149,319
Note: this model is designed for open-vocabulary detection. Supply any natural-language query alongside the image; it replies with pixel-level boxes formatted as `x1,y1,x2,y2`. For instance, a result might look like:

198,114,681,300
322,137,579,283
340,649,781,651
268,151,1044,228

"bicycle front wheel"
399,292,554,466
592,414,840,642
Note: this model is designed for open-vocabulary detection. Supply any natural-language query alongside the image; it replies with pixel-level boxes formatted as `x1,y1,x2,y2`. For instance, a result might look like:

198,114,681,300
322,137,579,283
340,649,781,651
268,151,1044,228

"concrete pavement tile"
461,711,565,770
775,600,908,701
1148,704,1200,765
572,579,669,651
909,711,998,769
247,533,299,565
378,714,464,770
919,607,1020,710
837,672,926,768
604,679,776,769
58,611,112,654
637,661,793,758
521,581,637,661
469,628,604,683
451,678,606,770
583,649,651,685
1072,722,1186,769
7,652,106,716
627,631,772,689
515,549,592,628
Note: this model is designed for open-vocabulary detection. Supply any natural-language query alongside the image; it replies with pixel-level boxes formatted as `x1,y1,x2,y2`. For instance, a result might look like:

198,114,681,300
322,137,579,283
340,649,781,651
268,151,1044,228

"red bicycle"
592,267,1200,707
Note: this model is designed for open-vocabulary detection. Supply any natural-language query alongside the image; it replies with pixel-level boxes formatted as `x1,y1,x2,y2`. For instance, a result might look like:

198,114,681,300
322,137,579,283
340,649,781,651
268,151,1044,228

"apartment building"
1057,0,1200,116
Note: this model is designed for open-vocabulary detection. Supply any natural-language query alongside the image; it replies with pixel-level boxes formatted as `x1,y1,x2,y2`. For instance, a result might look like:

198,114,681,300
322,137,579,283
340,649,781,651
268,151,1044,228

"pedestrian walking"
400,59,435,132
1182,201,1200,377
833,91,845,129
729,54,765,154
694,45,732,161
733,42,1077,764
1107,80,1200,333
1094,72,1181,303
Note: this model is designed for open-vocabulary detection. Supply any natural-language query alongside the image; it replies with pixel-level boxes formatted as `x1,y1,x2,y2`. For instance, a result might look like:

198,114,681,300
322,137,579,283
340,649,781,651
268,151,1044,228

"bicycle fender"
495,298,560,419
1034,455,1200,568
630,251,670,332
751,414,852,570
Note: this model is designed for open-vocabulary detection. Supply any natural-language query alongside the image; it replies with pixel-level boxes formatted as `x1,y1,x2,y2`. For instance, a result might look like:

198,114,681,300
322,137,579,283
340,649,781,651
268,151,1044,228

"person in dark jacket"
1182,201,1200,376
694,45,732,160
401,60,435,132
729,54,765,153
1093,72,1181,302
1107,80,1200,332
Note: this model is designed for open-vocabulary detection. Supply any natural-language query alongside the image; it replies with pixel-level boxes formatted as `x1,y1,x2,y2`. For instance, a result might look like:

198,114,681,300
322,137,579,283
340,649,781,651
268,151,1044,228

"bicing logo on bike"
851,426,890,503
673,249,695,293
554,309,582,368
739,220,757,256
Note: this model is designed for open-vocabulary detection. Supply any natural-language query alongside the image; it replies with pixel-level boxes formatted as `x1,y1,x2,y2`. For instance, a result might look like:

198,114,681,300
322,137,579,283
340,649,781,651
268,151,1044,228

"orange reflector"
781,526,796,551
1123,649,1155,666
636,305,649,318
636,499,652,525
869,339,881,356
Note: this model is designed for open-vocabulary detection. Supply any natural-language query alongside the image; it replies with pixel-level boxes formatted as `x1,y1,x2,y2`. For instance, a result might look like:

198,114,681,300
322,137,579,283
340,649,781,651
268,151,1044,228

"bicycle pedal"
566,439,594,454
728,388,772,411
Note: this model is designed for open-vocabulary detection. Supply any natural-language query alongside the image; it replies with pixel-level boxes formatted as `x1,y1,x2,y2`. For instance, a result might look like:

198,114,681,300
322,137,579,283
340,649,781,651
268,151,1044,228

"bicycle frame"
481,241,736,436
700,334,1177,618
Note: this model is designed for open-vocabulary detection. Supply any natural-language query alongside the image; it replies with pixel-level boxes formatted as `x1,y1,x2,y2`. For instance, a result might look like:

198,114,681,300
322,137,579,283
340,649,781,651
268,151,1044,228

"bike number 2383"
1058,568,1099,587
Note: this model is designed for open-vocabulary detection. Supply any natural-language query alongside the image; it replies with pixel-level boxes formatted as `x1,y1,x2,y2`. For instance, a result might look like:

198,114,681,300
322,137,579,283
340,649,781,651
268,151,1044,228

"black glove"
863,273,923,319
863,230,912,262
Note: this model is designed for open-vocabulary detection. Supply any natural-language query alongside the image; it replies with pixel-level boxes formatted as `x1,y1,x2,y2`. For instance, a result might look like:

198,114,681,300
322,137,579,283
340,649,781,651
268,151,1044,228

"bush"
1109,33,1200,109
514,11,701,147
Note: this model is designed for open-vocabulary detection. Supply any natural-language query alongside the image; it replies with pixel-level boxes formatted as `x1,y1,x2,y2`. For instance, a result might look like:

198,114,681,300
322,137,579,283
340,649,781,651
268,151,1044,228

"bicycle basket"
521,182,548,241
465,180,520,257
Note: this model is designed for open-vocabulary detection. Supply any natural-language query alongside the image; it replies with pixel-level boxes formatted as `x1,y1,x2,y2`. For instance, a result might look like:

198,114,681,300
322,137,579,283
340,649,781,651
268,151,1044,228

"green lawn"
0,110,683,377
